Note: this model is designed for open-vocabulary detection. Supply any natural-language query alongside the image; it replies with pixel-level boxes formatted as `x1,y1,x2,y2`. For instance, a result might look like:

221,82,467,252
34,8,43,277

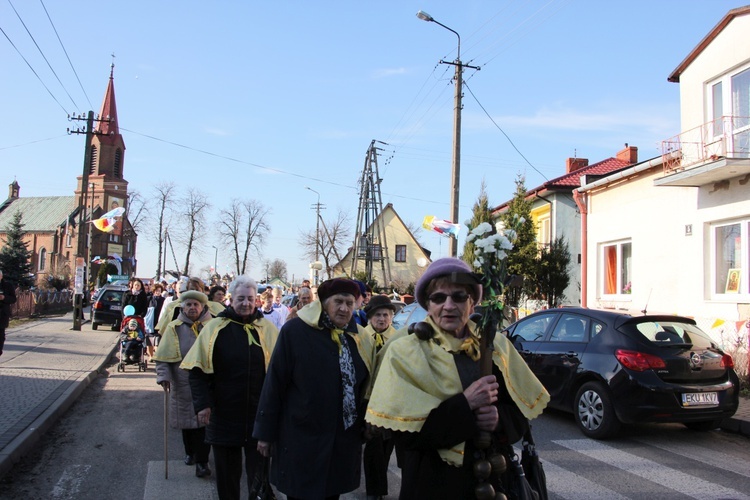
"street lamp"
211,245,218,279
305,186,322,285
417,10,478,257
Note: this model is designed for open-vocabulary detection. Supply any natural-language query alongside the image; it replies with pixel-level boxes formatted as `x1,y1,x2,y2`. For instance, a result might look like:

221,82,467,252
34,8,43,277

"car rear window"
102,291,124,303
622,320,715,348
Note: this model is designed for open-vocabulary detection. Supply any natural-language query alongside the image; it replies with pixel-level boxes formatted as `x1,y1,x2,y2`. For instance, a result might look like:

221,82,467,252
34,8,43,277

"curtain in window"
604,245,617,294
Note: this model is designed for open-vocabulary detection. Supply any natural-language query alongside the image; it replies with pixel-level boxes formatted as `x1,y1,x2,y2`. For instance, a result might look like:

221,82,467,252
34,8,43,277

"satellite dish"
417,257,428,268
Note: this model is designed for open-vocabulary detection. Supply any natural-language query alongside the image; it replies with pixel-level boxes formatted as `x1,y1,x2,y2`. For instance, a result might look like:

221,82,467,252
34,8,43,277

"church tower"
75,63,128,214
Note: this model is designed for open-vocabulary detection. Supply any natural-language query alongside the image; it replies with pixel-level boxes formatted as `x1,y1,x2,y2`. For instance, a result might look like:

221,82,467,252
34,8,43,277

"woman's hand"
463,375,499,410
257,440,272,457
475,405,499,431
197,408,211,427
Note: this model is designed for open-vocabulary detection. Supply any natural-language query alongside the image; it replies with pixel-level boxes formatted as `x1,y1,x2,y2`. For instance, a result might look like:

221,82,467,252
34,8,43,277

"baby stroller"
117,306,148,372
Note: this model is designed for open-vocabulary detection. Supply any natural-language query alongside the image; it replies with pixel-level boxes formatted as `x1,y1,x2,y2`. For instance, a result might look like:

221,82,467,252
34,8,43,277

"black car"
504,307,739,439
91,285,128,331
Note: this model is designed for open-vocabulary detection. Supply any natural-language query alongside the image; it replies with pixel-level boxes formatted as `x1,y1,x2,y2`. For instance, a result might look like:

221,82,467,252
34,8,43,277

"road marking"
50,464,91,499
554,439,750,500
543,460,629,500
632,436,750,478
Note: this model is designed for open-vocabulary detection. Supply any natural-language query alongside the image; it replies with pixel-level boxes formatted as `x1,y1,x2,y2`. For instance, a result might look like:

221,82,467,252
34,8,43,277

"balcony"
656,116,750,187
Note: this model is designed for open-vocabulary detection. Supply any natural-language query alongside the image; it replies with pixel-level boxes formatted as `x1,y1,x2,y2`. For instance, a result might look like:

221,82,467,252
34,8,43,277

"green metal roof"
0,196,77,232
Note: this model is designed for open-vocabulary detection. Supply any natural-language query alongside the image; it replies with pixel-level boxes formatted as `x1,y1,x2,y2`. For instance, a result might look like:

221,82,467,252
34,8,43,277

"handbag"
520,426,548,500
249,456,276,500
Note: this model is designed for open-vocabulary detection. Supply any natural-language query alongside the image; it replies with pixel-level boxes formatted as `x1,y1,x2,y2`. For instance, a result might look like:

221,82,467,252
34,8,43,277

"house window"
601,240,631,296
731,67,750,157
370,244,382,260
712,219,748,296
538,214,551,248
712,82,723,136
395,245,406,262
66,228,72,247
39,248,47,271
707,65,750,157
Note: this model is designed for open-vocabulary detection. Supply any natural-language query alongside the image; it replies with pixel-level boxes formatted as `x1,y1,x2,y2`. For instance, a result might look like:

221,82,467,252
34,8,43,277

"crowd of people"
113,257,548,500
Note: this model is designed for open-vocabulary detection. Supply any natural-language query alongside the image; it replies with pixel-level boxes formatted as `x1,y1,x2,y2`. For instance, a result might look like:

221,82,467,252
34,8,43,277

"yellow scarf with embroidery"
365,316,549,467
180,315,278,373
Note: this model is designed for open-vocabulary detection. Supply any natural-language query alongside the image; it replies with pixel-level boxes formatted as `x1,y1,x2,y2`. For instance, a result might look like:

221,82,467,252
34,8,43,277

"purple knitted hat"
415,257,482,309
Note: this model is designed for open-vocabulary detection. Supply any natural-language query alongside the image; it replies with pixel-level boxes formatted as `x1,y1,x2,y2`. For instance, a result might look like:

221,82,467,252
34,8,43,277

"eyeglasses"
428,291,471,304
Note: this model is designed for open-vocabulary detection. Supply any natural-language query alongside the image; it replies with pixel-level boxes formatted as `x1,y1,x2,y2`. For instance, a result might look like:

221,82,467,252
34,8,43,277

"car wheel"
92,323,98,330
575,381,621,439
683,419,723,431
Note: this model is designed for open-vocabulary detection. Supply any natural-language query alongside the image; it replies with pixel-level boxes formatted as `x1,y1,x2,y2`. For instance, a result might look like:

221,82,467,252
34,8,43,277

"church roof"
95,64,119,136
0,196,77,232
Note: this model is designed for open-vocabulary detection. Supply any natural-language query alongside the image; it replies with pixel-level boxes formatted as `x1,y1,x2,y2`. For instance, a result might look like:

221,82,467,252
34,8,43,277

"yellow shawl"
155,299,225,333
365,316,549,467
297,300,375,374
180,315,278,373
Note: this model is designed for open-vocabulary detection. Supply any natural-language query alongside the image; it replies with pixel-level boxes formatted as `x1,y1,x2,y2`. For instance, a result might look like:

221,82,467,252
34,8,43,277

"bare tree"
299,209,351,280
217,199,270,275
267,259,288,281
405,220,426,248
179,188,211,275
126,190,148,233
151,182,176,279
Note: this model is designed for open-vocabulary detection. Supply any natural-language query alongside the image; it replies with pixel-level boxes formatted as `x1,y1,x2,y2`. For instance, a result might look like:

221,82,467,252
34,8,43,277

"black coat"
149,294,165,325
122,290,148,317
0,279,17,329
253,314,369,498
188,308,266,446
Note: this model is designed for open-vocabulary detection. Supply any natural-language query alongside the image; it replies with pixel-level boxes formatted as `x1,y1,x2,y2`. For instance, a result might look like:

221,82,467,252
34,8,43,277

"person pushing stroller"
120,318,145,363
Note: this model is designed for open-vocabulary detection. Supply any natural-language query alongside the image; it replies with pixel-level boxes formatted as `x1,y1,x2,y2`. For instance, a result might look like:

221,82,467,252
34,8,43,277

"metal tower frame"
350,140,392,287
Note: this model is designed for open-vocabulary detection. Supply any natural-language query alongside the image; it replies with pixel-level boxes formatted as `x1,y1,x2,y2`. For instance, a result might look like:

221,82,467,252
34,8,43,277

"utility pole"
305,187,325,285
417,11,480,257
68,111,106,330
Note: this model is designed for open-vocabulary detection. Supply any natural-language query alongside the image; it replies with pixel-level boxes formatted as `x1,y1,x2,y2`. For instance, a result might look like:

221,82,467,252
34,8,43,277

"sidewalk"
0,311,119,478
0,311,748,482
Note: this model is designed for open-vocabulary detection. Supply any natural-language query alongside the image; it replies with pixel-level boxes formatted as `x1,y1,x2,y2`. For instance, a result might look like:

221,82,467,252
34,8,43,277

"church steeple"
95,63,119,136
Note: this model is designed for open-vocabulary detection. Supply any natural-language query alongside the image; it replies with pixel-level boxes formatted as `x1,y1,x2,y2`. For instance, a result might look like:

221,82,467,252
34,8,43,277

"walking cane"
163,384,169,479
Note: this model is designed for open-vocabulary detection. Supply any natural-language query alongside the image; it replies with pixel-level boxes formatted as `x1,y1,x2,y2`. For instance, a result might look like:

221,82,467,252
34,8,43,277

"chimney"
616,143,638,164
566,157,589,174
8,180,20,199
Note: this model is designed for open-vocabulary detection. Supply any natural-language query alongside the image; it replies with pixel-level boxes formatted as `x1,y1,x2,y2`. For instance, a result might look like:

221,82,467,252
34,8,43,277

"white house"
577,5,750,343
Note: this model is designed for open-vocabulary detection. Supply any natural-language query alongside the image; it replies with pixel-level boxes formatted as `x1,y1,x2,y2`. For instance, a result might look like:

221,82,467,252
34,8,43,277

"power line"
7,0,79,111
0,134,66,151
0,22,68,114
39,0,93,110
463,80,548,181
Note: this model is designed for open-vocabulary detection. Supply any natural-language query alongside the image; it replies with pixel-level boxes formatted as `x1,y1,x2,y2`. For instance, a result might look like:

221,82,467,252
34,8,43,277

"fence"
9,288,74,319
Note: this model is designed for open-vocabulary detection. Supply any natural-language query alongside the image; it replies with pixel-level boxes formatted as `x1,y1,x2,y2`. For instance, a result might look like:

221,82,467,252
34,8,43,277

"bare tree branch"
125,190,148,234
179,188,211,275
299,209,351,280
151,182,176,278
217,199,270,275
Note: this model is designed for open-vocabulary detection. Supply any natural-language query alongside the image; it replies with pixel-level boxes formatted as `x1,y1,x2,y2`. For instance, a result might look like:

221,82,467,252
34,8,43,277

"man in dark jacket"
0,269,17,356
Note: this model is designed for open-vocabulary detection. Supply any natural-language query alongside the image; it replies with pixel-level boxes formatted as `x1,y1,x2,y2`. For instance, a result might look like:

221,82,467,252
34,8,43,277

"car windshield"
622,320,716,348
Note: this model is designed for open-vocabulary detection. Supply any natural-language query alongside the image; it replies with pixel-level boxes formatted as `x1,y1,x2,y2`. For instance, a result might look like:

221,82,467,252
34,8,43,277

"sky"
0,0,744,285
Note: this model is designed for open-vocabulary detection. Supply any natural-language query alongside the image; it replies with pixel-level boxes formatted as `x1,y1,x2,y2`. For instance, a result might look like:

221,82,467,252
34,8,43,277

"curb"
720,415,750,437
0,343,118,479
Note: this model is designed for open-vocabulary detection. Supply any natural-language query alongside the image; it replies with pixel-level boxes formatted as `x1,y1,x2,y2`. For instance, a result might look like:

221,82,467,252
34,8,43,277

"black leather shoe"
184,455,194,466
195,463,211,478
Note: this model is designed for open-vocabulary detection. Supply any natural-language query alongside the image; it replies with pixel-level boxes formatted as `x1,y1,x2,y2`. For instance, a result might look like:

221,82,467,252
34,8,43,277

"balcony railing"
661,116,750,175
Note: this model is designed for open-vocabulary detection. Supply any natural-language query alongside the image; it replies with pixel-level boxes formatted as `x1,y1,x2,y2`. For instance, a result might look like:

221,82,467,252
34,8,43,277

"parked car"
503,307,740,439
392,302,428,331
90,284,128,331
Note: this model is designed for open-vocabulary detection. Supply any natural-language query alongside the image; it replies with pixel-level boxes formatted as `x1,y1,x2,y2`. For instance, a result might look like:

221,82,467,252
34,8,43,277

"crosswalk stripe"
554,439,750,500
632,436,750,478
542,460,629,500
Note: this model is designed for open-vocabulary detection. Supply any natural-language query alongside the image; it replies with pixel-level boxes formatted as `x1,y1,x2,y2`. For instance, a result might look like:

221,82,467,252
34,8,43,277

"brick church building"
0,66,137,286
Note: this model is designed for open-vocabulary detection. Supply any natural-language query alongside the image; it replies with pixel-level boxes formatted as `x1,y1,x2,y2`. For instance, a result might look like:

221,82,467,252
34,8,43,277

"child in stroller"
119,316,146,371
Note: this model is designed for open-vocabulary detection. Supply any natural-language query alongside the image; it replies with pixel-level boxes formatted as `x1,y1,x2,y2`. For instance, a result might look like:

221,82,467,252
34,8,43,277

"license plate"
682,392,718,407
110,305,121,311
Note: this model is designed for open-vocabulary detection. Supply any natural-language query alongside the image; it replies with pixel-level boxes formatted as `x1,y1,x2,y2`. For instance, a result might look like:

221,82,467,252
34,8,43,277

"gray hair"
228,275,258,295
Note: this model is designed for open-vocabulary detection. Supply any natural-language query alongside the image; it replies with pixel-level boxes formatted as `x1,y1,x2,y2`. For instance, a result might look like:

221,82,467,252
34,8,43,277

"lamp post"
417,10,479,258
211,245,218,279
305,186,322,285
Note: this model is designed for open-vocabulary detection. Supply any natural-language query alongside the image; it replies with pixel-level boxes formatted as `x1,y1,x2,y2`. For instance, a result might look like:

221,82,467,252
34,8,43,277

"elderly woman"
253,278,375,500
153,290,214,477
181,276,278,500
366,258,549,499
284,286,313,323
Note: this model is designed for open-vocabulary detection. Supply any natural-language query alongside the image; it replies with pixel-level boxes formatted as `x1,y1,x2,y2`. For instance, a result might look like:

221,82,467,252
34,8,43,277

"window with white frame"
538,214,551,248
707,65,750,157
601,240,632,296
711,218,748,296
